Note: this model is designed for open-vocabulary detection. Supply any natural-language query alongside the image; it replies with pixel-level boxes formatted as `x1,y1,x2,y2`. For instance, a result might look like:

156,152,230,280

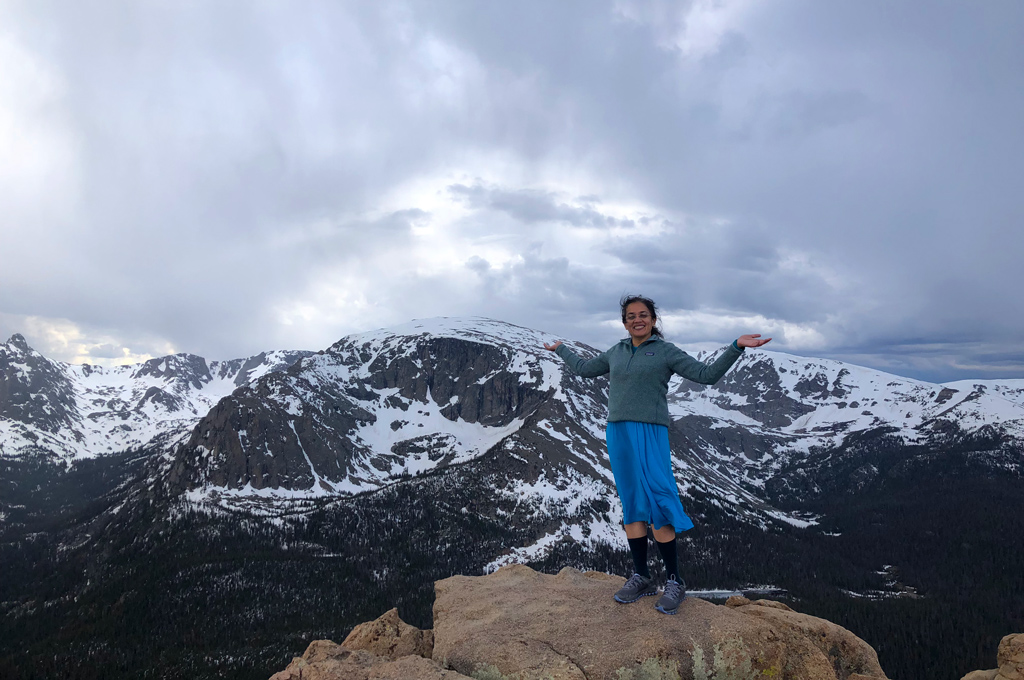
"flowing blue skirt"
606,421,694,533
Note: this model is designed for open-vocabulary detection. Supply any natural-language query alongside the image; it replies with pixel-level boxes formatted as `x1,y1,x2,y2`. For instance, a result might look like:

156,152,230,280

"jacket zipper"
625,338,653,373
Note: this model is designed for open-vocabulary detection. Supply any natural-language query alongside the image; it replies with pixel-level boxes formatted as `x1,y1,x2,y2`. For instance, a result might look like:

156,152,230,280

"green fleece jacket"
554,336,744,427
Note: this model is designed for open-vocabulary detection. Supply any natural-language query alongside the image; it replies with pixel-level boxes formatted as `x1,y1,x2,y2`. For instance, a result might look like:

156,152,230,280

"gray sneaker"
655,578,686,614
614,573,657,603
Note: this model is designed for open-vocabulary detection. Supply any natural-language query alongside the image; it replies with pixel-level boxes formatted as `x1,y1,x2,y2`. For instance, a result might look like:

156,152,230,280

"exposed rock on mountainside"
269,564,888,680
960,634,1024,680
170,319,606,497
0,334,78,435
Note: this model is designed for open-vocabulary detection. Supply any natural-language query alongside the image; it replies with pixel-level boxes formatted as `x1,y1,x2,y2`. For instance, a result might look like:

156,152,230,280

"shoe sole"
614,590,657,604
655,594,686,615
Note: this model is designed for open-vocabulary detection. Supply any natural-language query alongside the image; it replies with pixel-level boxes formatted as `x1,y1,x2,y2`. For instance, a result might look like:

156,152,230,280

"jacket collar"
620,335,661,349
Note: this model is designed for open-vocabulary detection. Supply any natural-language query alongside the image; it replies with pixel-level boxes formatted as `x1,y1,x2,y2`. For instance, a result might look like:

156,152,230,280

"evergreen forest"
1,432,1022,680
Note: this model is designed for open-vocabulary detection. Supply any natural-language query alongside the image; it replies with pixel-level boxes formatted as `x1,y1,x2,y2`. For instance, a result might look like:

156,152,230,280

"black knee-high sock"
656,537,680,583
627,536,650,577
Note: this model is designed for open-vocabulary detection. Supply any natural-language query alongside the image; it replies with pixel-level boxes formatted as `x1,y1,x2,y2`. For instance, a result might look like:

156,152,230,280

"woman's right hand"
543,341,563,351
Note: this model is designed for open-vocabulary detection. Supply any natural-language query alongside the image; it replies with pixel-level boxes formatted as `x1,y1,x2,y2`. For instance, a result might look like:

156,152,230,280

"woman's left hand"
737,334,772,348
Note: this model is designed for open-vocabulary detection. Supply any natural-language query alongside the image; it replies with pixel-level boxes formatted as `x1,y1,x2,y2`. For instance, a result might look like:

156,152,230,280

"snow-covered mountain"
170,318,604,494
667,350,1024,490
4,318,1024,680
5,319,1024,546
140,317,1024,563
0,333,312,460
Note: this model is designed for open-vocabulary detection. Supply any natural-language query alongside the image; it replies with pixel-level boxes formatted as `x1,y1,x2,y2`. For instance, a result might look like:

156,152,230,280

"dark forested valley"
2,430,1022,680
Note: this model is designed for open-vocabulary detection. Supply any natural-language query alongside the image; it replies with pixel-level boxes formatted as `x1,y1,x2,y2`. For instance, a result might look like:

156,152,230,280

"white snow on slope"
0,346,308,460
672,350,1024,457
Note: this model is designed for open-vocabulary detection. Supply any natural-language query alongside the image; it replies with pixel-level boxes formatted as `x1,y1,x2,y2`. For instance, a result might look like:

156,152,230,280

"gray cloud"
0,0,1022,381
448,183,636,229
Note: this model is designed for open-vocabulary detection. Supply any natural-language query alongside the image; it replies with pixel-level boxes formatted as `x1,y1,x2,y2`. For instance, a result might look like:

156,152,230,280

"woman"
543,294,770,614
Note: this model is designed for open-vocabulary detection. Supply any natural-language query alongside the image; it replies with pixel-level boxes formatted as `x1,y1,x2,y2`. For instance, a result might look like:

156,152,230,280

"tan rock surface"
268,639,470,680
751,598,794,612
961,670,999,680
734,598,884,679
998,634,1024,680
432,564,888,680
342,607,435,659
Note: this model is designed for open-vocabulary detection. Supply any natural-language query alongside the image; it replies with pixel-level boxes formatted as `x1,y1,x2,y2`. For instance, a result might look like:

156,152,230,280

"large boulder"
960,633,1024,680
432,564,888,680
962,672,999,680
269,639,469,680
998,634,1024,680
342,607,435,659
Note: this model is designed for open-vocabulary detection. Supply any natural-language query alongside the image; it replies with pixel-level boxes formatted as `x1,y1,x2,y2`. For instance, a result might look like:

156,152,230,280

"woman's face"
623,301,654,343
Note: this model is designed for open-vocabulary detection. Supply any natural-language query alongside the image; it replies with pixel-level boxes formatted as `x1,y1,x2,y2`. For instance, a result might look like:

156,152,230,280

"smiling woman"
543,293,771,614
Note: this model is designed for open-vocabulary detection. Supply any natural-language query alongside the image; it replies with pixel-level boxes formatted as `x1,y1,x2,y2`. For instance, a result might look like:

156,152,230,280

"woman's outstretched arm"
544,341,611,378
668,334,771,385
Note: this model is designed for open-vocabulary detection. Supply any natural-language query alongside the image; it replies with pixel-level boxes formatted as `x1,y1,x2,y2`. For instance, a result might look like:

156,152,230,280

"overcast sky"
1,0,1022,383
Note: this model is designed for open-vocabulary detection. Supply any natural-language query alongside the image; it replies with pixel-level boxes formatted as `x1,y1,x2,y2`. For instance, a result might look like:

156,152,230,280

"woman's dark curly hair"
620,294,663,338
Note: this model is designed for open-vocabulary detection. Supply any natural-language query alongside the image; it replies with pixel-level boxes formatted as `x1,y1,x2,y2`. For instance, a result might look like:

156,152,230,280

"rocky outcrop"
431,564,887,680
342,607,435,660
269,639,470,680
960,634,1024,680
269,564,889,680
721,596,885,679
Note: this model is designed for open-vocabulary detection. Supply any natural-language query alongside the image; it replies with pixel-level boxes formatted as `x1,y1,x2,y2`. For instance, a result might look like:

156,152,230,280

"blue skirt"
606,421,694,533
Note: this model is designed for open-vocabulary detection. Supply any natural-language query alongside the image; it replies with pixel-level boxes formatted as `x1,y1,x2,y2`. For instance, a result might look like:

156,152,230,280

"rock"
752,598,794,612
431,564,888,680
342,607,434,659
961,670,999,680
268,639,470,680
957,633,1024,680
734,597,882,679
999,634,1024,680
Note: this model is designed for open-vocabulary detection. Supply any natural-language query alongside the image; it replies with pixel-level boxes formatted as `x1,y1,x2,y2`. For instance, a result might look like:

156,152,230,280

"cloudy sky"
1,0,1022,382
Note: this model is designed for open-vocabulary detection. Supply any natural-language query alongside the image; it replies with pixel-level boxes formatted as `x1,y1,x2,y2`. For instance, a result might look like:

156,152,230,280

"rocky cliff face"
270,564,889,680
0,334,79,437
168,318,610,501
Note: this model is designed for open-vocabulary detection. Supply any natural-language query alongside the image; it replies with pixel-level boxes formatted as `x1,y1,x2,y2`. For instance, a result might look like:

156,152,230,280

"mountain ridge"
2,320,1023,680
0,332,313,461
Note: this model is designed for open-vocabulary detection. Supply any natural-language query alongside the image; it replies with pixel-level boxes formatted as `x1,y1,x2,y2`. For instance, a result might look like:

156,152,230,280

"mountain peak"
351,316,537,341
5,333,32,353
328,316,573,357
